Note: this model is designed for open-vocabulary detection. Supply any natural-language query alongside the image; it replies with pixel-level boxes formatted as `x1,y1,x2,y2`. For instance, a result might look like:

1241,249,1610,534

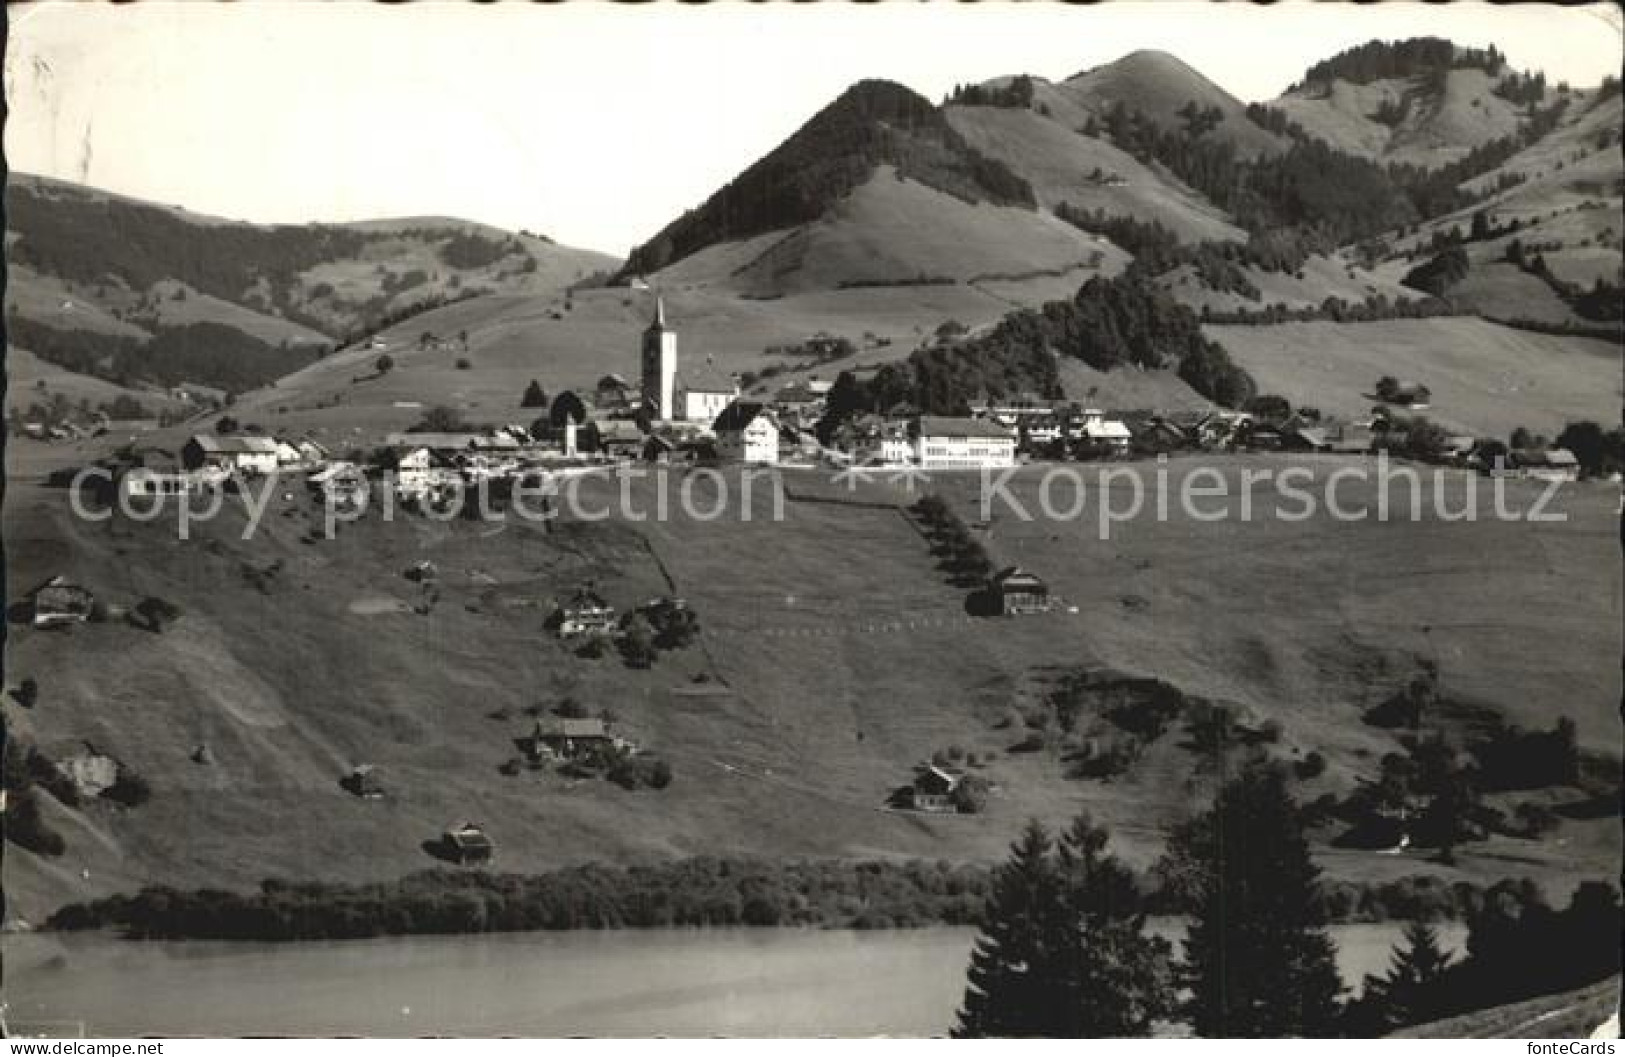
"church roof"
678,361,737,395
645,295,670,333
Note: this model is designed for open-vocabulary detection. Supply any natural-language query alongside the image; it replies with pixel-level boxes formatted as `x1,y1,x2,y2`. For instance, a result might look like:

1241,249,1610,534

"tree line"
954,761,1620,1037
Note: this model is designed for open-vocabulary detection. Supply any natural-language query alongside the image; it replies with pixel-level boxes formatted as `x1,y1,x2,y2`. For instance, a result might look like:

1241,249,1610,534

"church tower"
640,295,678,422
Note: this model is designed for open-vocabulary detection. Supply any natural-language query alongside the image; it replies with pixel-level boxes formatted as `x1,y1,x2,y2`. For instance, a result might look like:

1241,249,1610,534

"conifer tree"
1050,814,1174,1036
954,820,1069,1037
955,816,1173,1037
1166,763,1344,1037
1353,921,1456,1033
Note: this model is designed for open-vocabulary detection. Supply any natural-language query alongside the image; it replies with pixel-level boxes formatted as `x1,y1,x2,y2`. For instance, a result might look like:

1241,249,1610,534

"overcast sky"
7,1,1622,257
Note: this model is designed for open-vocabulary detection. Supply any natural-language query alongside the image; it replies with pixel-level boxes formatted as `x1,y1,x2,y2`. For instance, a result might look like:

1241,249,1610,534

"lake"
3,922,1463,1037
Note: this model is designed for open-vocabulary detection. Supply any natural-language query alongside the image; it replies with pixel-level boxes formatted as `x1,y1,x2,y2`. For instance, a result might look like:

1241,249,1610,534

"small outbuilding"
442,821,495,865
28,575,96,628
989,566,1051,616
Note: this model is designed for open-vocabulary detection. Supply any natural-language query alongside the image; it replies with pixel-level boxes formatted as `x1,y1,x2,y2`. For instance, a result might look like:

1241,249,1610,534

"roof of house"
713,400,769,433
1290,426,1330,449
29,574,92,598
1083,420,1133,440
188,434,280,454
445,822,494,848
915,764,962,792
916,416,1013,441
1518,447,1579,467
595,420,646,444
384,432,521,452
538,718,610,739
992,566,1047,590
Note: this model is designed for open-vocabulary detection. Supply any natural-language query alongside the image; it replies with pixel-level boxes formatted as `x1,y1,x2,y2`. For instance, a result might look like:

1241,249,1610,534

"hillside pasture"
1207,317,1623,437
2,456,1617,924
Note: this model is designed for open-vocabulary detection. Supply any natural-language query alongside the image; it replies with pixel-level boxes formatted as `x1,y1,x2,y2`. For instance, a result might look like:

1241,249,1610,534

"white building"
913,416,1016,470
713,401,779,464
852,419,916,466
639,296,738,425
1080,411,1132,454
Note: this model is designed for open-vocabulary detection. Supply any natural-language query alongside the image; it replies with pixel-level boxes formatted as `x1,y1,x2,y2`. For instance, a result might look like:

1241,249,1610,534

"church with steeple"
638,295,737,426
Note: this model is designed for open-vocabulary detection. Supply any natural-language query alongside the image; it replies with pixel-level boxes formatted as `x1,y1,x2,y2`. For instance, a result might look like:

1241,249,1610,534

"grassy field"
3,447,1617,924
1207,317,1623,437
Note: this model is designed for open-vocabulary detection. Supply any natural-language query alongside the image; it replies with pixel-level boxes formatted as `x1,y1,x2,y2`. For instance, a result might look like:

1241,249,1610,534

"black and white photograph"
1,0,1622,1042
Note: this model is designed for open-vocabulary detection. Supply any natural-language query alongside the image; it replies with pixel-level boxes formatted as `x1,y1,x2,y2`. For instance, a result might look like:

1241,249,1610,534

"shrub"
129,596,182,633
103,765,152,808
455,358,472,371
950,774,990,814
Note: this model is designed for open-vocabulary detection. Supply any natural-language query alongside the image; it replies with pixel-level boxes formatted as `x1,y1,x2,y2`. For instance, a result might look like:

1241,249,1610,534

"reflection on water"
3,922,1463,1037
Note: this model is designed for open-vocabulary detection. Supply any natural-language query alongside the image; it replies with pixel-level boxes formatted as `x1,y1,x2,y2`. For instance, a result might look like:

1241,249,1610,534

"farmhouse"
903,764,963,813
181,435,280,475
555,586,616,638
713,401,780,465
442,822,494,865
529,718,617,761
913,416,1016,470
1515,447,1581,482
121,467,225,499
990,566,1051,615
28,575,96,628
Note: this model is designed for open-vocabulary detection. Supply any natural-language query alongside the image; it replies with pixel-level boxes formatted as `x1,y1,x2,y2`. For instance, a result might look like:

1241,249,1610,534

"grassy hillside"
943,106,1246,244
654,166,1122,298
1059,50,1287,158
1273,68,1532,170
620,80,1035,279
4,173,617,394
1207,317,1622,436
4,455,1617,925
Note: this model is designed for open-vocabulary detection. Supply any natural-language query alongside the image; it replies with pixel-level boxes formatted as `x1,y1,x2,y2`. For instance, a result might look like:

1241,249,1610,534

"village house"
61,749,119,799
528,717,619,762
307,462,370,507
594,419,647,460
712,401,780,465
554,585,617,638
902,764,963,813
1132,417,1191,454
595,373,634,410
1079,410,1133,455
913,416,1016,470
28,575,96,628
843,415,914,466
121,466,225,500
181,435,281,475
1514,447,1581,482
990,566,1051,615
442,821,495,865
